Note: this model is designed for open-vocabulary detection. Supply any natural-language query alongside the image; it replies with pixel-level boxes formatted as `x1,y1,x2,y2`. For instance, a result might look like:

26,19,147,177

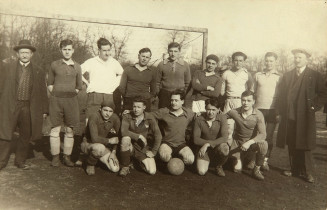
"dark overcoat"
276,67,327,150
0,59,48,141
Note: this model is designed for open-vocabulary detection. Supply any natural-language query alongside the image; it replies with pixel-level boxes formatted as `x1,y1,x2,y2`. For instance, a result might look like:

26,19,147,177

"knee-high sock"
120,150,130,167
63,136,74,155
50,136,60,155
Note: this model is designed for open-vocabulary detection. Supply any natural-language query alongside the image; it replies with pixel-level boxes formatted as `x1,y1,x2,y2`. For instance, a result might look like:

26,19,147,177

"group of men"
0,37,326,184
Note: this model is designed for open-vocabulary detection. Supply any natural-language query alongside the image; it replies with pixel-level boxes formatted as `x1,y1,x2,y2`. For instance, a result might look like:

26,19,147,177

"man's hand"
199,143,210,158
206,86,214,91
43,113,48,119
276,115,281,123
109,152,119,167
108,137,119,145
146,151,155,158
240,140,255,151
138,135,147,147
47,85,54,93
122,110,130,115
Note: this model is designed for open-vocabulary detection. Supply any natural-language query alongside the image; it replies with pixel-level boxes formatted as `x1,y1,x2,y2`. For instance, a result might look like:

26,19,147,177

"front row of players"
81,89,267,180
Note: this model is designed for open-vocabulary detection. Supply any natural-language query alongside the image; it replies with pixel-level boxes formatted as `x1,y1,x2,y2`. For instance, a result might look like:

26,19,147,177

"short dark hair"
59,39,74,49
97,38,112,49
232,51,247,61
133,97,147,106
206,54,219,63
139,48,152,57
101,101,115,110
265,52,278,60
171,89,185,101
241,90,256,100
168,42,181,51
205,98,220,109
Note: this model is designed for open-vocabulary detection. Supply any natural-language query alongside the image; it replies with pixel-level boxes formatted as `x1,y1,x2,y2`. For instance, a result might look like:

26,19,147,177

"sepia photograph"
0,0,326,209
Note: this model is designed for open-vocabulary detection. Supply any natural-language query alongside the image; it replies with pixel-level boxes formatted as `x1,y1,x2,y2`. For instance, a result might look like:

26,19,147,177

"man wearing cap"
0,40,48,170
47,39,83,167
251,52,282,171
81,101,120,175
156,42,191,108
191,54,223,113
276,49,327,183
81,38,124,121
221,52,254,142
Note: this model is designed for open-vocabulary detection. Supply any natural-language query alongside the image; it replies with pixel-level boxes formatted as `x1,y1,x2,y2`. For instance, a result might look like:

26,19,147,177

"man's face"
16,49,33,63
170,94,184,111
241,95,255,111
61,45,74,60
168,47,180,61
294,53,308,69
206,104,219,120
206,59,218,72
133,102,146,117
233,56,245,70
265,56,277,71
138,52,151,67
100,106,114,120
99,44,111,61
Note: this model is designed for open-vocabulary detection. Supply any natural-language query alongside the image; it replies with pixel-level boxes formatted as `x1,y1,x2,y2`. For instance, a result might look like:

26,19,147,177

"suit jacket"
0,59,48,141
276,67,327,149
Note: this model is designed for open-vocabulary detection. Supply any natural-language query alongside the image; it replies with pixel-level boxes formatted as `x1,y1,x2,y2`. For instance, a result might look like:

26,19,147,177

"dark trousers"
287,120,314,175
158,89,172,109
0,101,31,169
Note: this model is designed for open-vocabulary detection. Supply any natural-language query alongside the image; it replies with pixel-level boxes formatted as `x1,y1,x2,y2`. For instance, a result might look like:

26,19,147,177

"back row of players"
2,38,326,183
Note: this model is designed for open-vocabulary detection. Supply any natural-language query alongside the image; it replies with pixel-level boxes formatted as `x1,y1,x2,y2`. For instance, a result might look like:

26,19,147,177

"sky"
0,0,326,58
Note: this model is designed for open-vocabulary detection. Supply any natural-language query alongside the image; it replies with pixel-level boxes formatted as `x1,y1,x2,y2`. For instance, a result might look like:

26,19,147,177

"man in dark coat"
276,49,327,183
0,40,48,170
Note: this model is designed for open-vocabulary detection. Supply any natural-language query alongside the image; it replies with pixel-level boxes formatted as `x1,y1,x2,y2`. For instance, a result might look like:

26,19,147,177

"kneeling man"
119,97,162,176
81,102,120,175
228,90,268,180
193,98,229,176
152,90,195,168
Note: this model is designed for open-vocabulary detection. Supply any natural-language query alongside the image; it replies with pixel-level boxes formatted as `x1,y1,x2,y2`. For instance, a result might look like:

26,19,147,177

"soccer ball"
167,158,184,175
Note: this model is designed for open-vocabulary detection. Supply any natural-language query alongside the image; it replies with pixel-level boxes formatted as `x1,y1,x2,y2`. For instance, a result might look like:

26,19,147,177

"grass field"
0,100,326,209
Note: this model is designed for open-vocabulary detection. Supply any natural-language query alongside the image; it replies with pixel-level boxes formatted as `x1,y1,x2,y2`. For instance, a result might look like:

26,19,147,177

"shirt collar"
19,61,30,67
263,69,278,75
169,107,188,117
231,67,248,73
134,63,149,72
96,55,111,64
199,114,221,122
297,66,306,74
163,58,185,65
62,59,75,66
204,70,216,77
236,107,257,115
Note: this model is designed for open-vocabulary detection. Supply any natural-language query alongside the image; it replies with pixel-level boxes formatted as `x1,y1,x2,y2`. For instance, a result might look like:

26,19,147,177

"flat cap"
291,49,311,58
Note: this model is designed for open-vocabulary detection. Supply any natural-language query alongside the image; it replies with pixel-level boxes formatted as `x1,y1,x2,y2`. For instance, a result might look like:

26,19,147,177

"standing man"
156,42,191,108
191,54,223,113
119,97,162,176
253,52,281,170
81,38,124,119
81,102,120,175
152,90,195,169
47,39,83,167
119,48,156,112
228,91,267,180
276,49,327,183
193,98,229,177
0,40,48,170
221,52,253,141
